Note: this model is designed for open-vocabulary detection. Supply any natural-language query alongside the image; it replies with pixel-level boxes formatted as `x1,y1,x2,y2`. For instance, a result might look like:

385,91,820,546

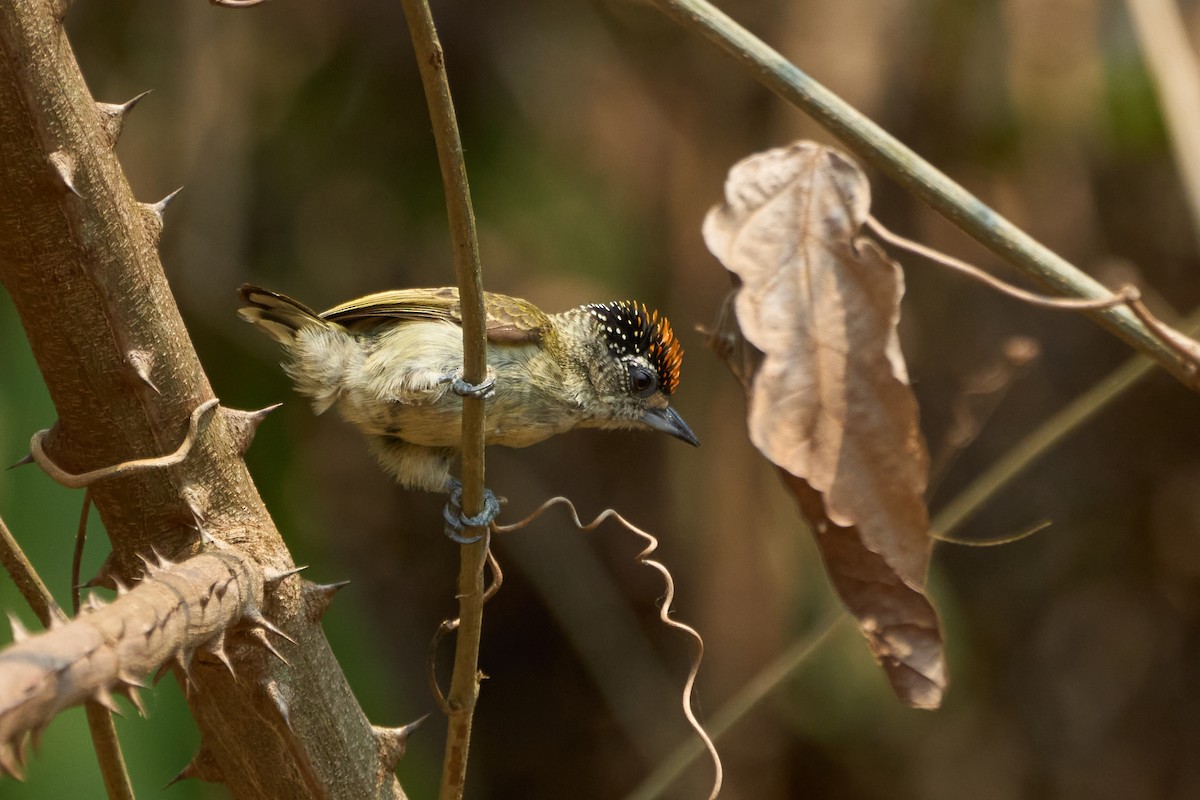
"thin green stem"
0,512,62,625
396,2,489,798
649,0,1199,391
934,310,1200,538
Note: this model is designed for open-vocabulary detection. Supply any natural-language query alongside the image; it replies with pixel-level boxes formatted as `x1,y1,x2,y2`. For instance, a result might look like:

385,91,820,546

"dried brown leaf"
703,141,947,708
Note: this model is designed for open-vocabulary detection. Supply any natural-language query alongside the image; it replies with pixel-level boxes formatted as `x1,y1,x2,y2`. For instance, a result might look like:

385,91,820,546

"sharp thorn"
48,149,80,197
247,627,289,665
151,187,183,218
7,453,34,470
265,680,292,730
115,682,147,717
164,745,220,788
373,713,430,771
118,669,148,690
263,564,307,585
149,545,174,569
244,608,296,645
174,646,196,681
7,612,30,643
125,349,160,394
0,740,26,779
92,686,122,716
135,551,157,578
96,89,151,147
202,632,237,679
302,578,350,621
221,403,283,455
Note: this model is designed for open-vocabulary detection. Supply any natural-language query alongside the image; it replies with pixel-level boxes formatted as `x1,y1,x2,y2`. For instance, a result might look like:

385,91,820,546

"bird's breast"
337,344,582,449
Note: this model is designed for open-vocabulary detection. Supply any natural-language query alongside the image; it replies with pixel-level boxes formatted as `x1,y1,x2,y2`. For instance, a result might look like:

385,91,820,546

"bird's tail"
238,284,325,344
238,284,357,415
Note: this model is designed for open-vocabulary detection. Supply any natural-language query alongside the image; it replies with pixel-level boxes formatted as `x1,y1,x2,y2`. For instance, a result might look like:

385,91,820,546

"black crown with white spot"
586,301,683,395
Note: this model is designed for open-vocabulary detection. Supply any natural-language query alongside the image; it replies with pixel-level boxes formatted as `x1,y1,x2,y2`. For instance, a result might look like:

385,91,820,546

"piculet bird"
238,284,698,505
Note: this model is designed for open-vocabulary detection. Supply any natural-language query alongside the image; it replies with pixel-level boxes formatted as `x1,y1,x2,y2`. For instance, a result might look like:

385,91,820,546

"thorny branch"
0,510,134,796
1,0,409,794
494,498,723,800
0,543,284,779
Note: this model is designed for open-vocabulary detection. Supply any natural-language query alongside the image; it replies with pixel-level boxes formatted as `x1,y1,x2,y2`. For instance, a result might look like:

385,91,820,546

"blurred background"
3,0,1200,797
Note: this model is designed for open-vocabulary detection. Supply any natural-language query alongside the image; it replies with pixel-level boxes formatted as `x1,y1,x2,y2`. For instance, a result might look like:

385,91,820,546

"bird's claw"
448,367,496,400
443,480,503,544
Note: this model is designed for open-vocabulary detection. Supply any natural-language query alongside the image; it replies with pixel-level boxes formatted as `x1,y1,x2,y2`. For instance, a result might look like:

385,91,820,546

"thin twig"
71,490,92,615
648,0,1200,390
0,513,65,625
85,703,135,800
624,613,847,800
932,519,1052,548
428,618,459,717
868,214,1200,377
29,399,218,489
395,2,490,797
865,216,1134,312
495,498,723,800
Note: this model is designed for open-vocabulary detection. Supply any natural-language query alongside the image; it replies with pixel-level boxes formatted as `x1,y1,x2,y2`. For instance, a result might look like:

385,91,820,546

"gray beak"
641,406,700,447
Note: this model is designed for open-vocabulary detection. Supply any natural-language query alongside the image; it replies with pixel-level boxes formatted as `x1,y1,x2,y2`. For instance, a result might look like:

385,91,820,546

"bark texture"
0,1,408,796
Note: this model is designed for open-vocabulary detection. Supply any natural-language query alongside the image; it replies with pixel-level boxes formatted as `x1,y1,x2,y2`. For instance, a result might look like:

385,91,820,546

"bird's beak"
641,406,699,447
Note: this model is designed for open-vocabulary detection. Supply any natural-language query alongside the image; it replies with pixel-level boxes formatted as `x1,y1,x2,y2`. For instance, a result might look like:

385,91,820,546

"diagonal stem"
395,2,490,798
649,0,1200,391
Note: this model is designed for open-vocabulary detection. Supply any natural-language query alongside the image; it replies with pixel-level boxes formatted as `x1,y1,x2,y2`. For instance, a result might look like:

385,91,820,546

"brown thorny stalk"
473,498,724,800
0,398,295,779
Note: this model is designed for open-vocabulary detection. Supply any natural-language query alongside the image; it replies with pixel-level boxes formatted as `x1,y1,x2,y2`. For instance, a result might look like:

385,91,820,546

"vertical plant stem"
396,2,489,798
84,703,135,800
648,0,1199,390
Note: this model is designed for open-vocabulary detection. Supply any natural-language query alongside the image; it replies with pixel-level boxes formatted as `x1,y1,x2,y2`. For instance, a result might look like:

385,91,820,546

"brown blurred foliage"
4,1,1200,798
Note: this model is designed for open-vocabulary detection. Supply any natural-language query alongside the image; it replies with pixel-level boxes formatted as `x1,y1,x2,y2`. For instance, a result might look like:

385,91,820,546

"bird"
238,284,698,525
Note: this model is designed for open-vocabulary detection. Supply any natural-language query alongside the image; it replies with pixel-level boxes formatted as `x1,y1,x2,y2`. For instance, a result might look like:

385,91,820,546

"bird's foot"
443,479,504,544
445,366,496,400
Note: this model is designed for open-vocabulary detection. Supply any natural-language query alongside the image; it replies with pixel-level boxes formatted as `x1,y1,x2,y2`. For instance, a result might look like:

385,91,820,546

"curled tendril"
428,549,503,715
493,497,723,800
28,399,218,489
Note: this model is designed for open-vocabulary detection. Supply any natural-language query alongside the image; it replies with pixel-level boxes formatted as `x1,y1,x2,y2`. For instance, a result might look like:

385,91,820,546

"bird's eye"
627,364,658,397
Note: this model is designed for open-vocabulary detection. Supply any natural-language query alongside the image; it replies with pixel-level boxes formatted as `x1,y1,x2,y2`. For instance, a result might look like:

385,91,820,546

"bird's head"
567,300,698,447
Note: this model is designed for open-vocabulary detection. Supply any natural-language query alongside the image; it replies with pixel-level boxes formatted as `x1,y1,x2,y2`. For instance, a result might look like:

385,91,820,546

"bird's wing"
321,288,550,344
